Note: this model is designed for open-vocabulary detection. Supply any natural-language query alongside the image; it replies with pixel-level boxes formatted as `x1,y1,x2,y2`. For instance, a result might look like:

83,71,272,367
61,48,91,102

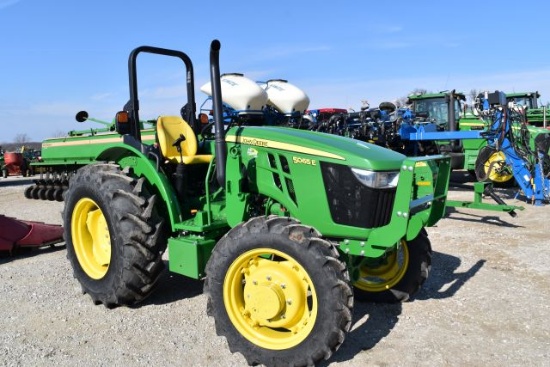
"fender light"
115,111,131,135
351,168,400,189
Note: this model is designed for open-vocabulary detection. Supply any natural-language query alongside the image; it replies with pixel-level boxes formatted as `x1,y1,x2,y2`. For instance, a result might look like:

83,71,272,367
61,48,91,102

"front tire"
63,163,167,307
204,216,353,367
351,229,432,303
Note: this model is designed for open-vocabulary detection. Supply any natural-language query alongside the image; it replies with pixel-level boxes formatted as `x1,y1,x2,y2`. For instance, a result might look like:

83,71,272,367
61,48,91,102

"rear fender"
95,144,183,231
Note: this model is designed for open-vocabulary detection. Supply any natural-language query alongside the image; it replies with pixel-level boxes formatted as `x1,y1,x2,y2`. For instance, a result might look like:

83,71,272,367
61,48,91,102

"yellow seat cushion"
156,116,212,164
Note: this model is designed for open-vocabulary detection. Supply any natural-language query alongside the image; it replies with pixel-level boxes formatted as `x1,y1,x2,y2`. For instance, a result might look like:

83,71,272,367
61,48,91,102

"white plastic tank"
262,79,310,115
200,73,268,112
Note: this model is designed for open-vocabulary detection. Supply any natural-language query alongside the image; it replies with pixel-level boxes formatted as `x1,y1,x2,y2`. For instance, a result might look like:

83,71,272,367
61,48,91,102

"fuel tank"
262,79,310,115
201,73,268,112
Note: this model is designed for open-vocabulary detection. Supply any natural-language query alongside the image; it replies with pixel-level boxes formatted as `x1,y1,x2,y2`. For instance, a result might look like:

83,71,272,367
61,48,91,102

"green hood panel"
226,126,406,171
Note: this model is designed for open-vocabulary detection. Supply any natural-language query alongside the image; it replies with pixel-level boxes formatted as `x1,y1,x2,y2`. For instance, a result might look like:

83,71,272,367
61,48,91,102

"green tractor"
505,91,549,128
61,40,451,366
406,91,487,171
504,91,550,152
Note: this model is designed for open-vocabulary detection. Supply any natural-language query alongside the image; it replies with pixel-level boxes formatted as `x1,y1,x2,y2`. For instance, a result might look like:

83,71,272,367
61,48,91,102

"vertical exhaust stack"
446,89,461,151
447,89,457,132
209,39,227,188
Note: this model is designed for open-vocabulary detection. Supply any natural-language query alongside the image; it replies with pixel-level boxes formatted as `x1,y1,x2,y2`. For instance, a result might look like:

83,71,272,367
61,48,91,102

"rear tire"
63,163,167,307
204,216,353,367
352,229,432,303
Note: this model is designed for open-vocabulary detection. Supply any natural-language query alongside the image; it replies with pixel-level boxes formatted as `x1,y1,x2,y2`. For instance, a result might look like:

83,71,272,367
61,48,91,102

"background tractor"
505,91,549,129
59,40,451,366
405,90,486,171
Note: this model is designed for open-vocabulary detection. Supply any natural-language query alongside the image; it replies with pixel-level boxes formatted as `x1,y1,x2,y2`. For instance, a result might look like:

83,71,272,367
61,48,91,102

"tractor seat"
156,116,212,165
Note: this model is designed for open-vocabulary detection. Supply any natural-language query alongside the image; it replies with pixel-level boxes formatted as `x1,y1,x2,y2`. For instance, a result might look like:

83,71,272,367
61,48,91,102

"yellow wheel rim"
71,197,111,279
223,248,317,350
484,151,513,183
354,241,409,293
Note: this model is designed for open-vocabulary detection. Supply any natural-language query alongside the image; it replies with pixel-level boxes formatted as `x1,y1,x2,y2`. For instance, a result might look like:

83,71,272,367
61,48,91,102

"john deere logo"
240,137,268,147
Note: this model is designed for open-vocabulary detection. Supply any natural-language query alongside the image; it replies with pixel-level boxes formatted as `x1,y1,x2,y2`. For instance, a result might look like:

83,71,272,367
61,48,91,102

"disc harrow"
24,172,69,202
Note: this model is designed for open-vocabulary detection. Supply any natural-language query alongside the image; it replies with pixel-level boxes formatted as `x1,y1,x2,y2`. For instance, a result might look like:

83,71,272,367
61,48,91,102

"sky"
2,0,550,143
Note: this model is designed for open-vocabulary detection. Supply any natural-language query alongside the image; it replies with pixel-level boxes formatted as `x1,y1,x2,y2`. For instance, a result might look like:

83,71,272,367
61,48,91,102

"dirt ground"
1,172,549,367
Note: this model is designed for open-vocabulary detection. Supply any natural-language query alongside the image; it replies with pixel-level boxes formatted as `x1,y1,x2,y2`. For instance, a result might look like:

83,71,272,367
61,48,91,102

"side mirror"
75,111,89,123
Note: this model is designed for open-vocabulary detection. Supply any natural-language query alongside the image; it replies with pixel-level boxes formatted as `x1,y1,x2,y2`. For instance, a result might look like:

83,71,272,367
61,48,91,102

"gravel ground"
1,173,549,367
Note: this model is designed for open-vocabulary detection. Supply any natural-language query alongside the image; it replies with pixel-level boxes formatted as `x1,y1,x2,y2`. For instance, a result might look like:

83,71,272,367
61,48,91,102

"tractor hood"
225,126,406,171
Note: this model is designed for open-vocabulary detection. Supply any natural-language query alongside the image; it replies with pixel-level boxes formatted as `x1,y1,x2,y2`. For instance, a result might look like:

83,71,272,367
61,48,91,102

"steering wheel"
200,122,215,141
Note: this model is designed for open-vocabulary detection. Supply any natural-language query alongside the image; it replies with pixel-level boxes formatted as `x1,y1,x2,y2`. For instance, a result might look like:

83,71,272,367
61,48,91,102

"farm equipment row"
301,90,550,207
25,69,550,209
12,37,550,366
401,91,550,207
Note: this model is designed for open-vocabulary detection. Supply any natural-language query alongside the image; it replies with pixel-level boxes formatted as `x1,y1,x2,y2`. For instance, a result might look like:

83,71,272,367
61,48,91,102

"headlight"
351,168,400,189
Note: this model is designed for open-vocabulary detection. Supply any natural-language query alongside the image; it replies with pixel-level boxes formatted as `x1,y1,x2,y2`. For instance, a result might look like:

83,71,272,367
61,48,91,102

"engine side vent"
267,153,297,207
268,153,277,169
280,155,290,174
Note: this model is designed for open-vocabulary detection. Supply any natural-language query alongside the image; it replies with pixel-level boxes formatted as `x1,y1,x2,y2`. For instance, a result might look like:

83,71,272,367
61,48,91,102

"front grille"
321,162,395,228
